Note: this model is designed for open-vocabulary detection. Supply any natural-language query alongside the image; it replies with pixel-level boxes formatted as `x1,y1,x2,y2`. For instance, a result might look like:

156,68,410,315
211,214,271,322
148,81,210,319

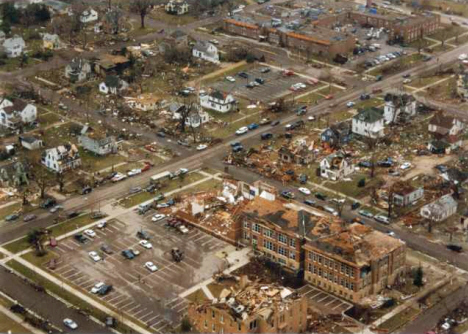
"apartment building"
188,277,308,333
303,222,406,303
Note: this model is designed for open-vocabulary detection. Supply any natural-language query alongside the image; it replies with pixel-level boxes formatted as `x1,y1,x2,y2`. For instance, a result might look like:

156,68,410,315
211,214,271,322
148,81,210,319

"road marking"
126,303,141,313
115,299,133,308
107,294,126,304
317,295,331,303
133,307,149,317
145,315,162,325
332,302,345,310
139,311,155,321
311,292,326,300
170,299,186,310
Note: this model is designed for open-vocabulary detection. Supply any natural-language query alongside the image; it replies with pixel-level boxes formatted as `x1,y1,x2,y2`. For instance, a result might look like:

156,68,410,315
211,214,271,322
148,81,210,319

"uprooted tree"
27,228,48,256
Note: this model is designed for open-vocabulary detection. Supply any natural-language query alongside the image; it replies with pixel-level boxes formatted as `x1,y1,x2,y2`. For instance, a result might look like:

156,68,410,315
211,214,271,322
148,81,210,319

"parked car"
81,186,92,195
232,145,244,153
100,244,113,255
97,285,113,296
5,213,19,222
351,202,361,210
152,214,166,222
74,234,88,244
324,206,338,216
236,126,248,135
88,251,101,262
50,205,63,213
271,120,280,126
299,174,308,184
177,139,190,147
298,187,311,195
400,162,412,170
136,230,151,240
41,198,56,209
261,133,273,140
374,214,390,224
63,319,78,330
346,101,355,108
238,72,248,78
196,144,208,151
97,220,107,229
447,244,463,252
248,123,259,130
84,229,96,238
226,76,236,82
358,210,374,218
121,250,135,259
315,193,327,201
260,67,270,73
91,282,105,294
304,199,316,207
255,78,265,84
280,190,295,199
145,261,158,272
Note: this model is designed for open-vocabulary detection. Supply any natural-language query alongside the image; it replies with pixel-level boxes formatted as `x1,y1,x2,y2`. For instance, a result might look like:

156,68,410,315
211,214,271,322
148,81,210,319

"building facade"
0,99,37,130
200,91,235,113
420,194,458,222
41,144,81,173
352,107,385,138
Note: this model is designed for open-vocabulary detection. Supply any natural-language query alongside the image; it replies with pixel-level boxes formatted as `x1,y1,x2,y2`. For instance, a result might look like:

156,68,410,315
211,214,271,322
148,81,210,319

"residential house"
392,182,424,207
95,9,123,34
80,8,98,23
3,36,25,58
41,144,81,173
320,122,351,147
172,103,210,128
42,33,62,50
200,90,235,113
320,151,354,180
278,146,313,165
19,136,43,150
428,112,465,137
99,75,128,95
0,161,29,187
352,107,385,138
420,194,457,222
168,29,188,46
383,93,416,124
192,41,219,64
65,58,92,83
303,222,406,303
165,0,189,15
440,168,468,185
126,94,161,112
78,126,117,156
94,54,130,76
0,99,37,130
42,0,70,15
188,279,308,334
427,139,454,154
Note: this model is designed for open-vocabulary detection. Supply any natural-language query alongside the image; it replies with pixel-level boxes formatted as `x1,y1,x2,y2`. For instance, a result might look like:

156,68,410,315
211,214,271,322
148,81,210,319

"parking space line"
173,302,187,313
150,319,165,328
61,269,77,277
170,298,186,310
139,311,154,322
332,302,346,310
154,323,169,332
116,299,134,309
133,307,149,317
126,303,141,313
60,242,75,251
54,247,65,253
317,295,331,303
55,265,73,274
107,294,126,304
146,315,162,325
311,292,326,301
67,272,84,280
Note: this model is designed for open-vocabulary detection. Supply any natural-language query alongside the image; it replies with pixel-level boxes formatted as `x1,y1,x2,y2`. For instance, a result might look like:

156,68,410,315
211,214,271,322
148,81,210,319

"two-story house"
165,0,189,15
428,112,465,137
352,107,385,138
65,58,92,83
171,103,210,128
99,75,128,95
383,93,416,124
3,36,25,58
192,41,219,64
320,122,352,148
320,151,354,181
78,126,118,156
392,182,424,207
420,194,457,222
200,90,235,113
0,99,37,130
42,33,62,50
41,144,81,173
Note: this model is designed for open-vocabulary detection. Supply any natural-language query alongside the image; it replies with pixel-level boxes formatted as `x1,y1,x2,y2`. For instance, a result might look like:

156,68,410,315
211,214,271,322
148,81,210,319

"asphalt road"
0,266,112,333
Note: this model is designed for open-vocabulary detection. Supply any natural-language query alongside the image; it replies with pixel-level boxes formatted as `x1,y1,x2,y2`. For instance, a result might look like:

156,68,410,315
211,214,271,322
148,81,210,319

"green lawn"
0,202,22,221
430,25,468,42
37,112,61,128
80,149,127,172
323,174,384,199
368,54,424,76
297,92,324,105
178,179,222,195
185,289,208,304
208,114,261,139
410,74,452,88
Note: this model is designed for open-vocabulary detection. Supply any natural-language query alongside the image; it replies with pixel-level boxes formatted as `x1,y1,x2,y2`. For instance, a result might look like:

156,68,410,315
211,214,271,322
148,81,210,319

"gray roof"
354,107,384,123
3,36,25,49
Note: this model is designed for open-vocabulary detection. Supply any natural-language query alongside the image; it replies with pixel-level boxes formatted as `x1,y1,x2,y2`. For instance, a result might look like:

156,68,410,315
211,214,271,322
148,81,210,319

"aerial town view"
2,0,468,333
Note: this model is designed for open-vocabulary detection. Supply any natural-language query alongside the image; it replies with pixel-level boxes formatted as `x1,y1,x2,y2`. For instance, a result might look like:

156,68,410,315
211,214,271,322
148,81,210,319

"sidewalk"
0,304,44,334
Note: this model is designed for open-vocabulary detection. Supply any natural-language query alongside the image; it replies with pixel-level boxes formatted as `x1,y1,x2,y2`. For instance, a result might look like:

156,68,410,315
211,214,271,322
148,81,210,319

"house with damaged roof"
428,112,465,152
320,122,352,147
392,181,424,207
383,93,416,124
0,98,37,130
78,126,118,156
352,107,385,138
200,90,236,113
420,194,457,222
99,75,128,95
319,150,354,181
192,41,219,64
65,58,92,83
41,144,81,173
188,277,308,334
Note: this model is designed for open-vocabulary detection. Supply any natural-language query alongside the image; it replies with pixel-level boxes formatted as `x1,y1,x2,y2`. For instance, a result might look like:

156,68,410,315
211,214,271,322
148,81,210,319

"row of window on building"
308,263,355,291
246,222,296,248
308,251,356,278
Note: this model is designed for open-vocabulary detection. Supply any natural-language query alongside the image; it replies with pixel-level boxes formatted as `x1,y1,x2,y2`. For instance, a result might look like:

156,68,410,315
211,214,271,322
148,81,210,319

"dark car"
299,174,308,184
136,230,151,240
156,131,166,138
447,244,463,253
153,194,165,201
255,78,265,84
231,141,242,148
248,123,259,130
402,73,411,78
238,72,249,78
359,161,373,168
74,234,89,244
146,184,158,193
281,191,295,199
67,211,81,219
360,94,370,100
271,120,280,126
6,213,20,222
98,285,113,296
378,158,393,167
100,244,113,255
351,201,361,210
23,214,36,222
304,199,316,207
260,67,270,73
232,145,244,153
41,198,56,209
81,186,92,195
121,250,135,259
261,133,273,140
315,192,327,201
105,317,116,328
177,139,190,147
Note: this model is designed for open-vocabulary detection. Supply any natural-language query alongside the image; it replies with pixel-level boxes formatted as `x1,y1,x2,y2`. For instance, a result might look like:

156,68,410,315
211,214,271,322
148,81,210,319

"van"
374,214,390,224
138,203,152,214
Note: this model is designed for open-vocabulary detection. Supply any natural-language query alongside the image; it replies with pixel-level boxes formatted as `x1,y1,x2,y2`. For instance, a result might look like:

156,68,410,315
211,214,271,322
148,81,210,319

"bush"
358,178,366,187
246,53,256,63
413,266,424,287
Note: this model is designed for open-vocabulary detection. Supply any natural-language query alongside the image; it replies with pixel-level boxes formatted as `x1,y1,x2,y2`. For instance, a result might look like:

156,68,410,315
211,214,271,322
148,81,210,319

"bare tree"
31,163,54,199
131,0,154,29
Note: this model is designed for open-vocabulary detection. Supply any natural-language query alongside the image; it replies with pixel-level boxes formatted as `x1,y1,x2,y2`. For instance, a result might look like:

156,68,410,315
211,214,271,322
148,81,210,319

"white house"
392,183,424,207
0,99,37,130
80,8,98,23
78,126,117,156
352,107,385,138
99,75,128,95
65,58,92,83
199,90,235,113
3,36,25,58
383,93,416,124
319,151,354,181
165,0,189,15
192,41,219,64
420,194,457,222
20,136,43,150
41,144,81,173
428,113,465,137
171,103,210,128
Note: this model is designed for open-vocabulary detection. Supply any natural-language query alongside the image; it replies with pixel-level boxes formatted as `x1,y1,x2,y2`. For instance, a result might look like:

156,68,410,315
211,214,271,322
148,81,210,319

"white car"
178,225,189,234
89,251,101,262
400,162,412,170
298,187,311,195
403,78,412,84
226,76,236,82
50,205,63,213
324,206,338,216
127,169,142,177
139,240,153,249
91,282,105,294
459,53,467,61
111,173,127,182
97,220,107,229
235,126,248,135
387,231,396,237
307,116,315,121
346,101,355,108
84,229,96,238
375,214,390,224
145,261,158,272
152,214,166,222
63,318,78,330
196,144,208,151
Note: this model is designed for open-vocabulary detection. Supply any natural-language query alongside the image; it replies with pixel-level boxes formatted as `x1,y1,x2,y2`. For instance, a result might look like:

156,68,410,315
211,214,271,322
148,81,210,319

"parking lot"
45,210,230,333
210,66,323,103
298,284,352,315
